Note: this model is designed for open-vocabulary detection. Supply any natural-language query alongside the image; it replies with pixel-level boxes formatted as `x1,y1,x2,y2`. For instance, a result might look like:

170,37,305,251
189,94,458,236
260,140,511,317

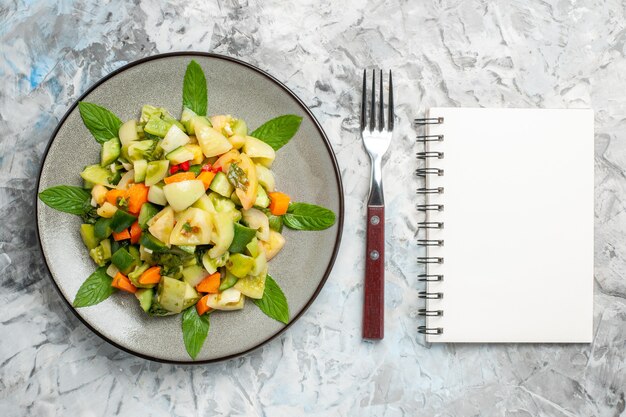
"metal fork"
361,69,393,340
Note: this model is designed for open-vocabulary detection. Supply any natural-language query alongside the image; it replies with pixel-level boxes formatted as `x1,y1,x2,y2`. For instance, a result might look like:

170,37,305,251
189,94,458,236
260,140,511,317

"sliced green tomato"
251,251,267,276
192,194,216,214
80,164,113,186
242,208,270,242
219,271,239,291
147,183,167,205
80,224,100,250
196,125,233,157
261,230,286,260
202,251,229,274
147,206,175,246
134,288,153,312
163,180,205,212
111,247,137,274
89,246,107,266
138,202,159,229
169,207,212,246
94,217,113,240
106,263,120,278
145,160,169,187
165,146,194,165
209,171,234,198
226,253,254,278
229,223,257,254
160,125,190,153
133,159,148,182
231,118,247,136
234,271,266,299
255,164,275,192
182,283,200,309
254,186,270,208
119,119,139,146
208,211,234,259
110,209,137,233
182,264,208,287
234,154,258,210
101,137,121,167
157,276,187,313
205,288,244,310
243,136,276,163
139,232,168,252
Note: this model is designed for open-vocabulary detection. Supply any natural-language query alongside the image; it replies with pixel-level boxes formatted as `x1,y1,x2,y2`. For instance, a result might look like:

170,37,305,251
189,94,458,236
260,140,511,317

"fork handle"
363,205,385,339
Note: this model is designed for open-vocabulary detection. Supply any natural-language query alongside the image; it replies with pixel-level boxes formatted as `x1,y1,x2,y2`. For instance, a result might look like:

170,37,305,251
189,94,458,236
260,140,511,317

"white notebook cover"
423,108,594,343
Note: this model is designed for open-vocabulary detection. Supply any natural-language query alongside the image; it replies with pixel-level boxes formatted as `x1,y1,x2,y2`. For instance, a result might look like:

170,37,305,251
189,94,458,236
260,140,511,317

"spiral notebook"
416,108,594,343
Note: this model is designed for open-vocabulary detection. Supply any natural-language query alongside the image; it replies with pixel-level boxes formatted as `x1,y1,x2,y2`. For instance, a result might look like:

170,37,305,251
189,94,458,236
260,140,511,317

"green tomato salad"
39,60,336,359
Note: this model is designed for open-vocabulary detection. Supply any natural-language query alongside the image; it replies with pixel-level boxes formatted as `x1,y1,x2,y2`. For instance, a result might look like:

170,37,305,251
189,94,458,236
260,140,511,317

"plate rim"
35,51,345,364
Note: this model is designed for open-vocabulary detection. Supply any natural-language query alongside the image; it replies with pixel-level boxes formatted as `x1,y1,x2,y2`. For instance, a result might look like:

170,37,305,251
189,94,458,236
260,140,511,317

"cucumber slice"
202,251,229,274
219,271,239,291
145,160,169,187
139,232,169,252
254,186,270,208
182,284,200,309
134,288,153,312
229,223,257,254
80,224,100,250
138,203,159,229
165,146,194,165
111,247,136,274
119,119,139,146
147,183,167,205
144,115,172,138
80,164,113,186
209,171,234,197
180,108,197,134
133,159,148,182
226,253,255,278
100,238,112,260
163,180,205,212
94,217,113,240
177,245,196,254
157,276,187,313
101,137,121,167
110,209,137,233
182,265,207,287
126,140,156,162
246,237,260,257
190,115,212,135
160,125,189,153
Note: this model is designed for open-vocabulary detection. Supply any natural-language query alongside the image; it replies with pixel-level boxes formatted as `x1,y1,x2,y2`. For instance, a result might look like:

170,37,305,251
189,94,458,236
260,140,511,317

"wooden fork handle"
363,205,384,339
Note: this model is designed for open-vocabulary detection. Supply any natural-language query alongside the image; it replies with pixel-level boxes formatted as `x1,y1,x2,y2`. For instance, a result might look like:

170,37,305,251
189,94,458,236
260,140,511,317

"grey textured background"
1,0,625,416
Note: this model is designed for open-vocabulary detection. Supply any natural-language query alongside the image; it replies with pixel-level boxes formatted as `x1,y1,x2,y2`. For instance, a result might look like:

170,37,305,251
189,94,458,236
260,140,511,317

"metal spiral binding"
416,116,444,336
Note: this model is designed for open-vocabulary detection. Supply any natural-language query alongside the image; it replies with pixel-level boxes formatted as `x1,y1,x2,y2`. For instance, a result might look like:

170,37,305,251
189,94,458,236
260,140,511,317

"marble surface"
1,0,625,416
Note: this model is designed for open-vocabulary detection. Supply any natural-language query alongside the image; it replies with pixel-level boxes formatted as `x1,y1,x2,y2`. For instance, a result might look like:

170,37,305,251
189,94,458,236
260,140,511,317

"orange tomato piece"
126,183,149,214
268,192,290,216
195,271,221,293
112,272,137,293
163,172,196,184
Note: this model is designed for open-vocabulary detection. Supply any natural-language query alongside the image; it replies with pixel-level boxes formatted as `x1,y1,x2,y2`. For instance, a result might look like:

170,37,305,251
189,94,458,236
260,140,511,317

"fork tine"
361,70,366,131
370,69,376,132
388,70,394,131
379,70,384,131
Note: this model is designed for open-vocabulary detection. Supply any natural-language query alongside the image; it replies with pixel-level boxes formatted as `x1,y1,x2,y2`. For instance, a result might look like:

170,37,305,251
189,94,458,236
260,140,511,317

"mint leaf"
73,267,116,308
78,102,122,144
39,185,92,215
283,202,336,231
250,115,303,150
182,306,210,360
253,275,289,324
183,60,208,116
